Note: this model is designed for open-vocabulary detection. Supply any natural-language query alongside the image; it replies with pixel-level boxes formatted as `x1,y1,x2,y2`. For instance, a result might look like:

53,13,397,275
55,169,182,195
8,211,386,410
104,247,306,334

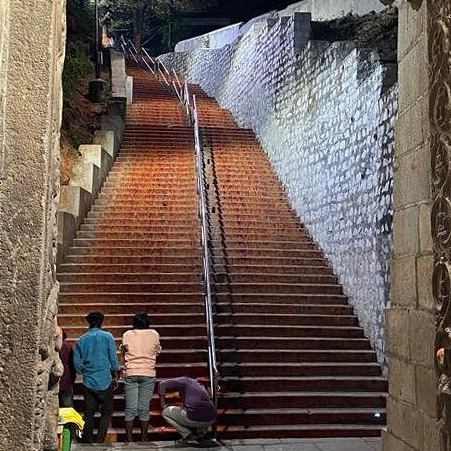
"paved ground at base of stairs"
72,437,381,451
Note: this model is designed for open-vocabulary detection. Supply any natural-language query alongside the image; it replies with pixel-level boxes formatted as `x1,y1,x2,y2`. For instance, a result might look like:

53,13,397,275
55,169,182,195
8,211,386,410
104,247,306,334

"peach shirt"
122,329,161,377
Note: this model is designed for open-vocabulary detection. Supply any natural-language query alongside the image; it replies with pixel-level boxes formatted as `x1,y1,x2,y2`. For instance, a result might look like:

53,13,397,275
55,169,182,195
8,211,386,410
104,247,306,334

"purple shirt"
59,342,76,393
159,377,216,422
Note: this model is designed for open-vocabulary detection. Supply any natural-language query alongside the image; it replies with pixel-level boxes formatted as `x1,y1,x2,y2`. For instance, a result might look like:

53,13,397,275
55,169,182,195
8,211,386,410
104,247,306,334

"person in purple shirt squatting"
159,376,216,446
73,311,121,444
59,330,77,407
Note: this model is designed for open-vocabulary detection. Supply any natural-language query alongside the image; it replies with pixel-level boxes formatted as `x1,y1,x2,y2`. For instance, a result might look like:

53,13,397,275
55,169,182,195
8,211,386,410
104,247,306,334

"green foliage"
67,0,95,40
63,0,95,102
104,0,218,53
62,49,93,102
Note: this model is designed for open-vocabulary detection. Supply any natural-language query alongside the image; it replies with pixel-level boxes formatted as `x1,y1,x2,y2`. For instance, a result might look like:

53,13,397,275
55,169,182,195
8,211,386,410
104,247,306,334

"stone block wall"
383,0,451,450
161,14,398,369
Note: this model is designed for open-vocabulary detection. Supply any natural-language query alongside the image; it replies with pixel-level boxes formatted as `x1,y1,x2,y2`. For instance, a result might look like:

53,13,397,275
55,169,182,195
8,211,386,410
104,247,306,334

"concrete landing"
72,437,381,451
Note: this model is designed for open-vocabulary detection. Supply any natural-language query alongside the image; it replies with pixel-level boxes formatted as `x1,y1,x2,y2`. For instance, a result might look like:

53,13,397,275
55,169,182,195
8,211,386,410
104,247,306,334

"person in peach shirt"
121,312,162,443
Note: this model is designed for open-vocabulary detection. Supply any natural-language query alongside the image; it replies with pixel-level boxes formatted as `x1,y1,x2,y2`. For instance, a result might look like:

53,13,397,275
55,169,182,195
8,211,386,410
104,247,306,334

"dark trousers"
82,384,114,444
59,390,74,408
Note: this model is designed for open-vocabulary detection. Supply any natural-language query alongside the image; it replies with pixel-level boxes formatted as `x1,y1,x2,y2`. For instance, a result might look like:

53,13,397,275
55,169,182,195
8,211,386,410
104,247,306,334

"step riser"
67,409,385,429
215,284,342,295
217,326,365,338
58,314,205,326
218,351,377,364
219,366,382,377
60,325,208,337
60,283,201,294
215,304,350,315
218,338,370,350
58,264,201,273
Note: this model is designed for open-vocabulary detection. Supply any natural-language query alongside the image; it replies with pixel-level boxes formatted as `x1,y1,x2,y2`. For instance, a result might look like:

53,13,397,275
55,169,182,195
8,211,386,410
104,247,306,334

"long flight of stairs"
57,64,386,442
57,67,208,441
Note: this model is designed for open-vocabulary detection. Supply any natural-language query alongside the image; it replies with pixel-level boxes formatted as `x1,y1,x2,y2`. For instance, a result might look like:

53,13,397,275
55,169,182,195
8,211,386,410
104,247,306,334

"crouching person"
159,376,216,445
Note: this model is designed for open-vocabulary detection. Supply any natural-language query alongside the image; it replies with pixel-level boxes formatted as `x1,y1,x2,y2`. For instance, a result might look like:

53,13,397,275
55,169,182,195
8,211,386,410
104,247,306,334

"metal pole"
95,0,101,79
168,6,172,50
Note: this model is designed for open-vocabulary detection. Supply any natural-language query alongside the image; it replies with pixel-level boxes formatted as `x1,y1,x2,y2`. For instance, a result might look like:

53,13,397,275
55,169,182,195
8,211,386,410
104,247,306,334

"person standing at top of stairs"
73,311,121,444
121,312,162,443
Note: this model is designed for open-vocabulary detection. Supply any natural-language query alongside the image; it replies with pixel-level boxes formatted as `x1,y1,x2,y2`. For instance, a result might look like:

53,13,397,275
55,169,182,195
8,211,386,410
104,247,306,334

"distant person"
59,330,76,407
159,376,216,445
121,312,162,443
73,311,121,444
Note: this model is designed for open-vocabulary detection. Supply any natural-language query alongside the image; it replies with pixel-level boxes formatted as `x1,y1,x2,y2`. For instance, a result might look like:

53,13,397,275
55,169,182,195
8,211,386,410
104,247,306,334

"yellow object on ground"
58,407,85,431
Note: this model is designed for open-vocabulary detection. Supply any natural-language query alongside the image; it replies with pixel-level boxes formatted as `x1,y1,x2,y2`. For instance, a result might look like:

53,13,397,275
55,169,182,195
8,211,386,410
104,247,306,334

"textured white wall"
161,16,397,370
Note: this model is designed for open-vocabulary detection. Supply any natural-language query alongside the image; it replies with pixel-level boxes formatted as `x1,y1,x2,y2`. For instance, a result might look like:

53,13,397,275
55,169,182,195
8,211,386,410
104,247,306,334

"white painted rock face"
160,13,398,372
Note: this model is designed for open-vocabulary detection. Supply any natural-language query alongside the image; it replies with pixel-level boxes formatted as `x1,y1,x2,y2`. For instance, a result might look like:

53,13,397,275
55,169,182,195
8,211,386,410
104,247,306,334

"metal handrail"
127,38,138,54
140,47,156,75
121,37,139,65
159,59,172,77
192,94,219,437
184,81,191,121
173,69,182,90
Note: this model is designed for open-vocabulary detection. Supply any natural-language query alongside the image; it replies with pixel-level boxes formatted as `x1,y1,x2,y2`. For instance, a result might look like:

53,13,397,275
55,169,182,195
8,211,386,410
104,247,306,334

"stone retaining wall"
57,51,130,267
161,13,398,369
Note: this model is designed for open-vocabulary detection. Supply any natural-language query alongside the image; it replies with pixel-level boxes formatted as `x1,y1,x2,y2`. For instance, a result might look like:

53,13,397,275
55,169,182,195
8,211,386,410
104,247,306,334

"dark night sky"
218,0,294,21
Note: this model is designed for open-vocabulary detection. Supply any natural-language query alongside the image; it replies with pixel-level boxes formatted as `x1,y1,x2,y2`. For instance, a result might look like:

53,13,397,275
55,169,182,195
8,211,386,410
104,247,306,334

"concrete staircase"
57,66,386,442
58,67,207,441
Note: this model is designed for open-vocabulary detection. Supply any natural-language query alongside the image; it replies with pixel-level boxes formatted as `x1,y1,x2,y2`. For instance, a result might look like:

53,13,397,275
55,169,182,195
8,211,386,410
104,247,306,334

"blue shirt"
73,328,121,391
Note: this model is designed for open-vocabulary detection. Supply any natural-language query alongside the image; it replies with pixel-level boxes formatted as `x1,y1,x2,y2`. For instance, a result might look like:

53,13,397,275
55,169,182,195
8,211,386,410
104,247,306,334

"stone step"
59,302,205,316
224,264,333,275
60,324,208,337
59,281,202,293
57,312,205,326
83,217,199,227
67,407,385,431
219,362,382,377
217,424,383,439
214,282,342,295
58,263,201,273
214,313,356,326
220,273,336,284
217,324,365,338
76,230,199,240
79,224,199,233
72,238,199,248
57,272,201,283
214,302,351,315
217,391,386,410
217,349,378,364
217,336,371,350
62,254,201,264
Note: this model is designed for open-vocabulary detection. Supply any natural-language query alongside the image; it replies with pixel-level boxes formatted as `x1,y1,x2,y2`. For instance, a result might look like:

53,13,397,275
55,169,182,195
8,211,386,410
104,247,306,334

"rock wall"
161,13,398,369
0,0,66,449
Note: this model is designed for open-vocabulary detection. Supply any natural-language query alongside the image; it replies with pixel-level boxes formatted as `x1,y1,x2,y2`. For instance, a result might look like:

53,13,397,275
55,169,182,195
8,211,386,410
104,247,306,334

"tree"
103,0,217,52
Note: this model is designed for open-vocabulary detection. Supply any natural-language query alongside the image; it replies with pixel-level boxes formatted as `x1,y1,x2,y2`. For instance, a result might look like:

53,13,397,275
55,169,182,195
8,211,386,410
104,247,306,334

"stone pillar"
383,0,451,450
0,0,66,450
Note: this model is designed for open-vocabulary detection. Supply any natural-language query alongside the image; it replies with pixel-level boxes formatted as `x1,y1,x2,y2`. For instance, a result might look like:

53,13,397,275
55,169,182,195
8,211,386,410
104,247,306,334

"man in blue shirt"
74,311,121,444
